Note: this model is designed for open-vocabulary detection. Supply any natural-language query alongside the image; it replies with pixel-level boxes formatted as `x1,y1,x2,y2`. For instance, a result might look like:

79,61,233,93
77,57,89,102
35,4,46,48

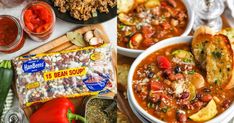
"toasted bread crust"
220,28,234,89
192,26,214,69
192,33,212,69
206,34,233,85
192,26,234,88
117,0,135,13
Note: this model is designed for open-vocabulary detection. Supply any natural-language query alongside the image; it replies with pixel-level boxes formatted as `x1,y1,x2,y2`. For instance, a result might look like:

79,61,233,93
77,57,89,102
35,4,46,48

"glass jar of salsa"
0,15,25,53
20,1,56,42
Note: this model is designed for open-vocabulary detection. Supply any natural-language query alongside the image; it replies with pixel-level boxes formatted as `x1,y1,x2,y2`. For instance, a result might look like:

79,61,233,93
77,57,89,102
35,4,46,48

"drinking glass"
193,0,225,32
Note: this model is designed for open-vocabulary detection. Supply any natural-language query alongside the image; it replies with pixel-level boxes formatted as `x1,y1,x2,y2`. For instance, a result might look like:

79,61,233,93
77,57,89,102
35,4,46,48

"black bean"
203,88,211,93
174,66,181,73
147,72,155,78
180,92,189,99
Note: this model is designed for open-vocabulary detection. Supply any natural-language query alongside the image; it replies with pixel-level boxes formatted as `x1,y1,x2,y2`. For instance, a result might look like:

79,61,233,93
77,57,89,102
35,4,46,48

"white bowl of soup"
117,0,194,58
128,36,234,123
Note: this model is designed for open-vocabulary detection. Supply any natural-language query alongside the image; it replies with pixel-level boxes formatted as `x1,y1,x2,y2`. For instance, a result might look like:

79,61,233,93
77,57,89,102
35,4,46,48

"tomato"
142,26,155,39
41,10,51,23
23,4,52,33
161,94,171,100
200,94,212,102
150,81,163,91
162,22,171,30
25,22,34,31
30,17,41,25
24,10,33,23
142,38,155,47
157,56,171,69
161,1,168,7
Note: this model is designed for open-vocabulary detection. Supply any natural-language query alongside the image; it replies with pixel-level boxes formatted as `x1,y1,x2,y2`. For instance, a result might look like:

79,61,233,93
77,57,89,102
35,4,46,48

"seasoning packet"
13,44,116,107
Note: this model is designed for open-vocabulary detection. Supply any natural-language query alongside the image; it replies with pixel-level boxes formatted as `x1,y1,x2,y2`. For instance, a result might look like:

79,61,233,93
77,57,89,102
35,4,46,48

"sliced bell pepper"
30,98,86,123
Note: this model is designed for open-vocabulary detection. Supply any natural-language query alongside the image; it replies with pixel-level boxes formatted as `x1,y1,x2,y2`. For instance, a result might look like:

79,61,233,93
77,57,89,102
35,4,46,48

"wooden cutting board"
13,24,117,120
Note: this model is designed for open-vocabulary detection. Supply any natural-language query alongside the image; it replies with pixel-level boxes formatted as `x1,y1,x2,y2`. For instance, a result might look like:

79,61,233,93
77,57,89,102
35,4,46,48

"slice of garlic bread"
117,0,135,13
220,28,234,50
192,26,234,87
192,26,214,69
206,34,233,85
220,28,234,89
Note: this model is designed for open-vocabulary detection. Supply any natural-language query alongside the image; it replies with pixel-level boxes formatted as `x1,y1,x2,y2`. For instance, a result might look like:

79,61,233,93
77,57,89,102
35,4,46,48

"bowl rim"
127,36,234,123
117,0,195,54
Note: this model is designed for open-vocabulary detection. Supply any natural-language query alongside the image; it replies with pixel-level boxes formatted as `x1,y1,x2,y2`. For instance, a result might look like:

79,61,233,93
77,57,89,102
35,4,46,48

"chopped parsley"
119,24,125,30
161,106,169,113
212,51,222,59
147,102,155,108
214,79,220,85
188,70,195,75
183,58,192,63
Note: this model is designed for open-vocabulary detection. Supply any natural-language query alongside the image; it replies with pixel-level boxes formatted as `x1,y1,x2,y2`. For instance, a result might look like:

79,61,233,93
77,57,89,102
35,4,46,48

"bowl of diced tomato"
20,1,55,42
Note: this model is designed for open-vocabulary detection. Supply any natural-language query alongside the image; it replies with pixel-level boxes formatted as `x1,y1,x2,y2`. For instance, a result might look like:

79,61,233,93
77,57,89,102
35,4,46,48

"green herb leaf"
161,107,169,113
119,24,125,30
212,51,222,59
188,70,195,75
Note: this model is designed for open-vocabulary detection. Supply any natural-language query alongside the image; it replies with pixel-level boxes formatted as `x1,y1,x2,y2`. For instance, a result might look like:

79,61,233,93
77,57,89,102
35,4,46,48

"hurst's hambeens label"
13,44,116,107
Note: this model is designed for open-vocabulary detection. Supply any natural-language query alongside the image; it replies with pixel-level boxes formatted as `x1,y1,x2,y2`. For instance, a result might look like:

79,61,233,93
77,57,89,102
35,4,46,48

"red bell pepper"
30,98,86,123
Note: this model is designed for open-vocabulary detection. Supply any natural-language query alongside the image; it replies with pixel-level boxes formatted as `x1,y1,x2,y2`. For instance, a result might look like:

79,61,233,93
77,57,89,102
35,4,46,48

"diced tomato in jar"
24,4,52,33
22,1,55,41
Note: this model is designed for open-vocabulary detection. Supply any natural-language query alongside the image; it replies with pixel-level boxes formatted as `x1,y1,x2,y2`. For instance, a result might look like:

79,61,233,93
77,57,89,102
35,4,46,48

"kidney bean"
169,73,184,81
180,92,189,99
222,99,231,109
167,0,177,7
181,103,194,110
192,101,203,109
200,94,212,102
176,111,187,122
163,69,173,78
150,94,161,103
